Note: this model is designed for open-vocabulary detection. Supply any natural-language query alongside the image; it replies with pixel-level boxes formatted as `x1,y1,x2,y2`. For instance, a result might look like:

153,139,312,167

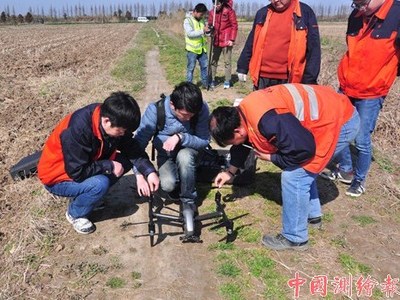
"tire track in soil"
87,48,221,299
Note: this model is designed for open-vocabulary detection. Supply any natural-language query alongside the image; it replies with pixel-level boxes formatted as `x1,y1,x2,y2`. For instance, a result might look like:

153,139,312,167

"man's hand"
135,172,160,197
147,172,160,194
136,174,150,197
227,40,234,47
112,161,124,177
254,151,271,161
163,134,180,152
237,73,247,82
214,170,233,188
204,24,210,34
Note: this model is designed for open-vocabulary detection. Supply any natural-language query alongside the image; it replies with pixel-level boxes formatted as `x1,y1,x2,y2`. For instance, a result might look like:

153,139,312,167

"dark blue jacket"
237,2,321,84
39,103,156,185
230,110,315,170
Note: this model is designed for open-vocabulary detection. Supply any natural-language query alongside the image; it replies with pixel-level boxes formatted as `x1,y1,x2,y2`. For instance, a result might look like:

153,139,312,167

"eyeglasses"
351,0,371,10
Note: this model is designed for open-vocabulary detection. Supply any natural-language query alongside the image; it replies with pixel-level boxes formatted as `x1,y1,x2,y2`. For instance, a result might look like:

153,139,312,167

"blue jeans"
330,109,360,168
45,175,118,218
158,147,198,205
186,51,208,87
281,110,360,243
281,167,319,243
336,97,383,183
45,154,132,218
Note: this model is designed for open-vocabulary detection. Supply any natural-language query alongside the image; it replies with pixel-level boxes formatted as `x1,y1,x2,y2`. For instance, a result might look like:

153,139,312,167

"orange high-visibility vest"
249,0,308,87
239,84,354,173
38,105,116,185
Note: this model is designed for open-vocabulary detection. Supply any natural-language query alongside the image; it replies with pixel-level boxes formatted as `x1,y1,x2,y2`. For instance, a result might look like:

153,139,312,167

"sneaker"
320,169,353,184
65,211,96,234
223,81,230,89
345,180,365,197
209,81,216,89
261,234,308,251
308,216,322,229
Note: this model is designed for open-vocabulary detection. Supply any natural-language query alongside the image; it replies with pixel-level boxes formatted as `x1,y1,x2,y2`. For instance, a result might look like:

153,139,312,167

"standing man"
135,82,210,217
38,92,159,234
209,84,359,250
208,0,238,89
184,3,210,89
323,0,400,197
236,0,321,90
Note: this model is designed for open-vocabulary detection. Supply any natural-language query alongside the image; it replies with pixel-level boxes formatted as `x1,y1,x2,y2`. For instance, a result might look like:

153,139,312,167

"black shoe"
320,169,353,184
345,180,365,197
261,234,308,251
308,217,322,229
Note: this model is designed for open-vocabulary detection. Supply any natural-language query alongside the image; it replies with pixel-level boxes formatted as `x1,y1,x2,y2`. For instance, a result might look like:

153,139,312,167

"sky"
2,0,351,15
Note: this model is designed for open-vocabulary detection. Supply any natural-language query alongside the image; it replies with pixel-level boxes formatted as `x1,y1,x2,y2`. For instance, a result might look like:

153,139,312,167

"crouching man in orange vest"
209,84,359,250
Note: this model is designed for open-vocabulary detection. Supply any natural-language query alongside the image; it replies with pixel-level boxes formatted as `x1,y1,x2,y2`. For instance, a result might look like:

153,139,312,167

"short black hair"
209,106,241,147
170,82,203,114
194,3,208,13
100,91,141,132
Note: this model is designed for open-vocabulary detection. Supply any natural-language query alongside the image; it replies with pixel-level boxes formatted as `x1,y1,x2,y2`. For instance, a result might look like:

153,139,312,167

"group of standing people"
38,0,399,252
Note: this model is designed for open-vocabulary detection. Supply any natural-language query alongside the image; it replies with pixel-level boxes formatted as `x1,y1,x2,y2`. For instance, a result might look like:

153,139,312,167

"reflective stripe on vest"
282,84,319,121
185,17,206,54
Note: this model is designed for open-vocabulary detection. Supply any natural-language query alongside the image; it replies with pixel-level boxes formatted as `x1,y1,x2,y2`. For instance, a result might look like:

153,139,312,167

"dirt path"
78,47,221,300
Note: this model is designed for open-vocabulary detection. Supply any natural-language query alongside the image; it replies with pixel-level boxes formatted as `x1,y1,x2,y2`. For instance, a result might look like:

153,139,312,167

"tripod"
207,0,218,91
145,191,234,247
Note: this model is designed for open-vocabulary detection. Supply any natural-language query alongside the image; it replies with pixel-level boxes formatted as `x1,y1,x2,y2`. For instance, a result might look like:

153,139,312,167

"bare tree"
0,11,6,23
25,11,33,23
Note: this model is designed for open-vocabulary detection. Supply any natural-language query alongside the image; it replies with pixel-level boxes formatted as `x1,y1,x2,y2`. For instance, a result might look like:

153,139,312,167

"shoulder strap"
155,94,166,133
151,94,166,161
190,111,199,131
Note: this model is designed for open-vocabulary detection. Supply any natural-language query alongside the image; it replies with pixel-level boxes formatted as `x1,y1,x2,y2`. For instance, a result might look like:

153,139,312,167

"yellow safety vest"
185,16,207,54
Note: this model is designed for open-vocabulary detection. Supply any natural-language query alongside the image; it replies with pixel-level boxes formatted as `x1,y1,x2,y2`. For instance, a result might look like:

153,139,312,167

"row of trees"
1,1,352,24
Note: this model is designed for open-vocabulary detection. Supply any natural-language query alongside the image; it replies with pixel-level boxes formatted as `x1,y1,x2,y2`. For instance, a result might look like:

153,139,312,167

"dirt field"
0,21,399,300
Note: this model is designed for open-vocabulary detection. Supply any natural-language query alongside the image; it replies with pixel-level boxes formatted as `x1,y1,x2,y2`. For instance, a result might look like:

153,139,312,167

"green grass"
338,253,372,275
351,215,377,227
131,271,141,280
109,256,123,269
373,150,397,174
209,98,234,111
78,262,108,280
322,211,334,223
157,30,186,84
217,262,241,277
214,248,288,299
245,250,287,299
208,242,236,251
111,24,158,92
106,277,126,288
236,225,261,243
219,282,244,300
331,235,347,248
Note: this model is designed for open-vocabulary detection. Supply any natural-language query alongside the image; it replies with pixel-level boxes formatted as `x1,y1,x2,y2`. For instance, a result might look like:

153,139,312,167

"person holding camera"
236,0,321,90
184,3,210,89
208,0,238,89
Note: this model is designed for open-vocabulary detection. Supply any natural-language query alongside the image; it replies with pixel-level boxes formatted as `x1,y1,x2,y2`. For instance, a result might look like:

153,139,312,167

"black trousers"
254,77,288,90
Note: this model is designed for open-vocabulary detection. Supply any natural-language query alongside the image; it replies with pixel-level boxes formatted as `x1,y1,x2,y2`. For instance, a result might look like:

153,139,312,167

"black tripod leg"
207,35,214,90
215,191,235,243
148,196,156,247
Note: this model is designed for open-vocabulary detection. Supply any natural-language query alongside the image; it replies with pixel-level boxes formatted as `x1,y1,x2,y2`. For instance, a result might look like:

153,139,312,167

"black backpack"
152,94,256,185
151,94,198,160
